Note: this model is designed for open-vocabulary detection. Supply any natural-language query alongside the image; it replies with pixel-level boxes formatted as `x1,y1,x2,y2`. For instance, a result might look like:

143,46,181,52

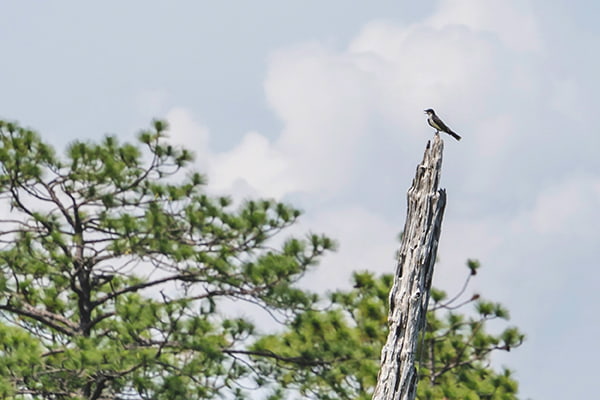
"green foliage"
0,119,524,400
0,323,42,397
0,120,334,399
252,264,525,400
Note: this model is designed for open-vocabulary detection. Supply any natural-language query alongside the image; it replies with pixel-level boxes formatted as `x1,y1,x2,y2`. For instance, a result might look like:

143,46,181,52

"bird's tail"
447,130,462,141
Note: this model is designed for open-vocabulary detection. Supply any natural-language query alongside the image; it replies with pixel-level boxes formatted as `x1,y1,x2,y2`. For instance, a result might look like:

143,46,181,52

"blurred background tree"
252,260,525,400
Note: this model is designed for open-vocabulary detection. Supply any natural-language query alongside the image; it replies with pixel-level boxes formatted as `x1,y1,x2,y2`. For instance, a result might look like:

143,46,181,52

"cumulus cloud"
164,44,378,198
209,131,293,199
149,4,597,398
162,1,553,208
164,109,293,199
159,1,564,297
157,0,581,303
290,205,401,292
164,107,211,167
426,0,543,52
348,22,517,149
265,43,375,194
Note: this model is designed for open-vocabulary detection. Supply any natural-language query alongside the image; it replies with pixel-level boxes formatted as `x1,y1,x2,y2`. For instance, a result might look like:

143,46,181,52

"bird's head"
424,108,435,116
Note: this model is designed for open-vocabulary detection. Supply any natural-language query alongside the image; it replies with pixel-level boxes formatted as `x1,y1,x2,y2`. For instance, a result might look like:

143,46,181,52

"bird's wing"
432,115,452,132
427,118,439,130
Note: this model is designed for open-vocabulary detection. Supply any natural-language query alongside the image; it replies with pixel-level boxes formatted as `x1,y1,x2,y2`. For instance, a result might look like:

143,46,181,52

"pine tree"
0,119,334,399
252,260,525,400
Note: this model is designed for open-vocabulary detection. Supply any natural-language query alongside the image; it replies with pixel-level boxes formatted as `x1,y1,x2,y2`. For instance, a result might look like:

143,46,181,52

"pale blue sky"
1,1,427,148
1,1,598,399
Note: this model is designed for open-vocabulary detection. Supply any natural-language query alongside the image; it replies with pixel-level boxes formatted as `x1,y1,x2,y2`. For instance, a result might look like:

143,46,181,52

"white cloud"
158,2,556,300
427,0,543,52
209,131,293,199
165,107,211,170
163,1,547,205
438,173,600,320
528,175,600,235
164,109,294,199
348,19,507,133
295,205,400,292
435,216,506,292
265,43,375,194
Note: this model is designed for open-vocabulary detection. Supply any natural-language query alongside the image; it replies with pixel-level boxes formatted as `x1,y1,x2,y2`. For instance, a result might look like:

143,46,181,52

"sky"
1,1,599,399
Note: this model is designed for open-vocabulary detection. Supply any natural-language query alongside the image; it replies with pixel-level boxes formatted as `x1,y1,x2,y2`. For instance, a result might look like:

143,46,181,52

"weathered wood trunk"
372,134,447,400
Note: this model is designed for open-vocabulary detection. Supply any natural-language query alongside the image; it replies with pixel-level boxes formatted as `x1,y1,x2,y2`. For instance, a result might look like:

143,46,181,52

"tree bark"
372,133,447,400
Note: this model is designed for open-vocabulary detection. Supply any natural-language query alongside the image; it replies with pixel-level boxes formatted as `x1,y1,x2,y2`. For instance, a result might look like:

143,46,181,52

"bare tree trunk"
372,134,447,400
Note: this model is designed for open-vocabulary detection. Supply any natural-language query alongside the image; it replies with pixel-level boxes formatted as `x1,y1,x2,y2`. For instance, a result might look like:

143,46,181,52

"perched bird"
424,109,462,141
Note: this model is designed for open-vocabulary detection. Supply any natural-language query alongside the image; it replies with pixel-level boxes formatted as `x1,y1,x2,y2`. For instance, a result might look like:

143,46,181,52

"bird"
424,109,461,141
